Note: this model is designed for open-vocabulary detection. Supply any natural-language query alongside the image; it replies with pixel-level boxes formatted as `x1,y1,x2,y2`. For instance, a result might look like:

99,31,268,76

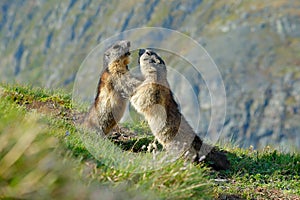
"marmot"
83,40,141,136
130,49,230,170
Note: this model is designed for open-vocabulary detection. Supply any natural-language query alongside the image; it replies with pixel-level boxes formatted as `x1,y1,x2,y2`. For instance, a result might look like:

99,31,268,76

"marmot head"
104,40,131,69
138,49,166,79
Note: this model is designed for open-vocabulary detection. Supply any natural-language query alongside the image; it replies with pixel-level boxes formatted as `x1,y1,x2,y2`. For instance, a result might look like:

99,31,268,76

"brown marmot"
83,40,141,136
130,49,230,170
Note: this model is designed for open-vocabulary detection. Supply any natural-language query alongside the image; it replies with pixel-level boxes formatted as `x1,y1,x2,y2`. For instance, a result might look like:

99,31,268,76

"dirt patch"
0,88,85,124
24,99,83,122
11,95,145,145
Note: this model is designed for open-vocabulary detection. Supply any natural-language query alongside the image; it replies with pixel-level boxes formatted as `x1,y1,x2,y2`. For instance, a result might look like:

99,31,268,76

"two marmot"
83,41,229,170
130,49,230,170
83,40,141,136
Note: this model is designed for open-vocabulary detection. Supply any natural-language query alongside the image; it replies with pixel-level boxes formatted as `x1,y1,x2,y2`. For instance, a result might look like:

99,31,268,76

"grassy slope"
0,84,299,200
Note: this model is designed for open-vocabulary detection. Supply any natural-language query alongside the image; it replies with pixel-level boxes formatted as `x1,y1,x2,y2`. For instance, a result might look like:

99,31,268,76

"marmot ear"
154,57,161,64
157,57,165,65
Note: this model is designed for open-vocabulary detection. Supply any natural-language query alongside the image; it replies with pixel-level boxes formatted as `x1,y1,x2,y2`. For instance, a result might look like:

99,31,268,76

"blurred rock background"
0,0,299,150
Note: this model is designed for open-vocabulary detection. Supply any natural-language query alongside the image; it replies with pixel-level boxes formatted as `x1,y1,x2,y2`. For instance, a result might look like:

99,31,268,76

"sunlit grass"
214,145,300,199
1,83,299,199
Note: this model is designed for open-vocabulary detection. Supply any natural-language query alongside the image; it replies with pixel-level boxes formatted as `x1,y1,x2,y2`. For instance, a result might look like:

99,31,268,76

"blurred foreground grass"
0,84,299,200
0,95,89,199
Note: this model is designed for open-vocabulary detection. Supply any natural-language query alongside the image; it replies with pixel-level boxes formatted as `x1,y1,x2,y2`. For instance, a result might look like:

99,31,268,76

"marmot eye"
146,51,152,56
113,44,121,49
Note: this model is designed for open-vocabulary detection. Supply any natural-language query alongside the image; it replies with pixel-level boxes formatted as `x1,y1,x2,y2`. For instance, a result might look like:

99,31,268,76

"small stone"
65,130,70,136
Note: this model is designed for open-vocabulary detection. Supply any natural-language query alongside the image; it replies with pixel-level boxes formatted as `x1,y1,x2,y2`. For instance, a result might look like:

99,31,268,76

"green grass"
0,84,299,200
2,83,73,109
215,146,300,199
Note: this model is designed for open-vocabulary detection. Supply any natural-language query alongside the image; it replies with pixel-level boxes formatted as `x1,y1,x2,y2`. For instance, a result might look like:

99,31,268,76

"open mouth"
124,51,131,56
